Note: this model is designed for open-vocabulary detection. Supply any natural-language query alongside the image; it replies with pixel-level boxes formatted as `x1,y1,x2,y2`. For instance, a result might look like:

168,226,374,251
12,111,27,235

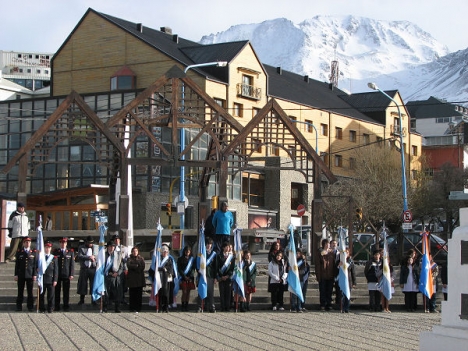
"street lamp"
179,61,228,234
367,82,408,212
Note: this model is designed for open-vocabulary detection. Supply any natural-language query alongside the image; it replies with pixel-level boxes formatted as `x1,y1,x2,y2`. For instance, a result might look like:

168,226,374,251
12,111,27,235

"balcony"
236,83,261,100
390,125,406,137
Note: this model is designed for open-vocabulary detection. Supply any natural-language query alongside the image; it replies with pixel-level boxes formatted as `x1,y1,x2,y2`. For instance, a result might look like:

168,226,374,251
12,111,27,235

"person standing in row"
178,246,196,311
126,246,146,313
217,242,234,312
212,202,234,253
364,249,382,312
197,238,218,313
243,250,257,312
54,237,74,312
14,236,37,312
76,236,97,306
158,244,174,313
6,202,30,262
400,255,419,312
315,239,335,311
103,240,124,313
38,241,58,313
268,250,288,311
111,234,129,304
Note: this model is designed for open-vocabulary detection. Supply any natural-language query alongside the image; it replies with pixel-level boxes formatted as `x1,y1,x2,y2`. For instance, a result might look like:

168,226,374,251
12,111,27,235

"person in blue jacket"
212,202,234,253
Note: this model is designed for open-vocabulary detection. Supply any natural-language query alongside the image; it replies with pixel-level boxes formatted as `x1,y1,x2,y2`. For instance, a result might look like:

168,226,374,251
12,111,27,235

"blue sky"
2,0,467,53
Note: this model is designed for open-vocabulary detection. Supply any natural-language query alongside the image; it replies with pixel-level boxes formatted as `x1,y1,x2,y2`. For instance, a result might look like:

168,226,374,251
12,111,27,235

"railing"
236,83,261,100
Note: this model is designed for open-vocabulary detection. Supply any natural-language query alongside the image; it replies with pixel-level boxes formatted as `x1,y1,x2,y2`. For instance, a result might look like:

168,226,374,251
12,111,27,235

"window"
237,74,261,99
334,155,343,167
436,117,451,123
291,183,305,210
335,127,343,140
253,139,262,153
242,173,265,207
252,107,261,117
349,157,356,170
213,98,226,109
363,134,370,145
27,69,31,73
320,152,329,167
271,144,280,156
321,124,328,136
289,116,297,122
233,103,243,117
412,145,418,156
36,69,41,74
305,120,313,133
349,130,357,142
376,136,383,146
110,66,136,91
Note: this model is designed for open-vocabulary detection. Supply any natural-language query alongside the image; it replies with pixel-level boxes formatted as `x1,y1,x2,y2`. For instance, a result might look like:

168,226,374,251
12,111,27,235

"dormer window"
110,66,136,91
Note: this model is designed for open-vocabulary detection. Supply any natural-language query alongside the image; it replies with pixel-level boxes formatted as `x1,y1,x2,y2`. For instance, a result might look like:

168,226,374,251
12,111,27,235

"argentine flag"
378,229,393,300
232,227,245,299
36,216,46,294
92,222,107,301
150,222,163,295
337,227,350,300
419,231,434,299
197,224,207,300
287,224,304,303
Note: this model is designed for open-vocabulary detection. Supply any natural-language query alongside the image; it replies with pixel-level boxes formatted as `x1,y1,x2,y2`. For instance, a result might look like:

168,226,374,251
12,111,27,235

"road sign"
90,210,105,217
403,210,412,223
297,204,306,216
402,222,413,230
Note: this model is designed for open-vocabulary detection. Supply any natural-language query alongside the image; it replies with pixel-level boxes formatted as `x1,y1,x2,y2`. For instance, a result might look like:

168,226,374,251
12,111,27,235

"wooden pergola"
1,66,336,244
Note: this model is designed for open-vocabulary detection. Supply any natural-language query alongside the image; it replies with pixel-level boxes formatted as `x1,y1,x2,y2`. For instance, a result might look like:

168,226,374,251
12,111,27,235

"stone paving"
0,309,439,350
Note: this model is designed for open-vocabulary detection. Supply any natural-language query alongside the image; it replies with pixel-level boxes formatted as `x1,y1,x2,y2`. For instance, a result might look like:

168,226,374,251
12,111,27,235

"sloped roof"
406,96,463,119
264,65,376,123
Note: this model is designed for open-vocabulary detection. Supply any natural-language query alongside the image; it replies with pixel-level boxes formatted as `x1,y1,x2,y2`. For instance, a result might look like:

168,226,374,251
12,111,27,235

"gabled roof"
264,65,376,123
406,96,464,119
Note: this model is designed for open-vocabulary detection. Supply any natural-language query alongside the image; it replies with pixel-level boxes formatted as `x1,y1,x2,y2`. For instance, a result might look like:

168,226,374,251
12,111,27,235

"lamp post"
289,119,319,153
368,82,408,212
179,61,228,234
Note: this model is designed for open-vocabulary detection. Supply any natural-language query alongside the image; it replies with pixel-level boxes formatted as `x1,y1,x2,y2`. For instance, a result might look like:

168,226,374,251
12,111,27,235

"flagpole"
36,215,43,313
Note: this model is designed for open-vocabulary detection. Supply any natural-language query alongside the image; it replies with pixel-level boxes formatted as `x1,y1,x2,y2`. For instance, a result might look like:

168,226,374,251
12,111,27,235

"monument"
420,207,468,349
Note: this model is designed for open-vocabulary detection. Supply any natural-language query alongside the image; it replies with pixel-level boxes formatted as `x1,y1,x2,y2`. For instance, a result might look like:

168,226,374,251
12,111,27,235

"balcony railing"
236,83,261,100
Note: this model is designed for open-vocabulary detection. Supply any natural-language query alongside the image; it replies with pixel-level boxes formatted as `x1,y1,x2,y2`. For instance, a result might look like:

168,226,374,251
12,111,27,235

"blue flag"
197,224,207,300
92,222,107,301
337,227,350,300
287,224,304,303
419,231,434,299
36,216,46,294
378,229,393,300
232,227,245,299
150,222,163,295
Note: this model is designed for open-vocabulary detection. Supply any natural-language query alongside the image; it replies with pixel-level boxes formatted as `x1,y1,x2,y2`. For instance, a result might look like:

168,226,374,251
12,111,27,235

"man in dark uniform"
38,241,58,313
111,234,128,304
14,236,37,312
76,236,97,306
54,237,75,312
103,240,124,313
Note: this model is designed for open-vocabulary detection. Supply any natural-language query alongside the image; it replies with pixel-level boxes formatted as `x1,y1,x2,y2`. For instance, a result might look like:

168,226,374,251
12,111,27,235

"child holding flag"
339,248,356,313
243,250,257,311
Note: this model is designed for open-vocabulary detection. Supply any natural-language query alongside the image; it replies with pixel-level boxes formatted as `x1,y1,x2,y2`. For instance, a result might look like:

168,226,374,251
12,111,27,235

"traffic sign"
403,210,412,223
90,210,106,217
402,222,413,230
297,204,306,216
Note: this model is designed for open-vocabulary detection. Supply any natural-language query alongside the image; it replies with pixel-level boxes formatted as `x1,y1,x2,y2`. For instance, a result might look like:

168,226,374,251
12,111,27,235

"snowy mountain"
200,15,467,104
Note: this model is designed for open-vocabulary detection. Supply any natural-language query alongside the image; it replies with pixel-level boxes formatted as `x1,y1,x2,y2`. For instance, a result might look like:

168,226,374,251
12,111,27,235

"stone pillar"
420,207,468,349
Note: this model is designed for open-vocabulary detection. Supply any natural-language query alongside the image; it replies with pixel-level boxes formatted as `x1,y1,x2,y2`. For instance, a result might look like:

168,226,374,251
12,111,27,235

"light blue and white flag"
419,231,434,299
337,226,350,300
378,228,393,300
36,215,46,294
287,224,304,303
232,227,245,299
197,223,207,300
92,222,107,301
150,221,163,295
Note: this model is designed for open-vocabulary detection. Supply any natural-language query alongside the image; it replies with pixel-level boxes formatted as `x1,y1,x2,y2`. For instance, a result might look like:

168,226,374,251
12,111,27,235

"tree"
323,143,406,232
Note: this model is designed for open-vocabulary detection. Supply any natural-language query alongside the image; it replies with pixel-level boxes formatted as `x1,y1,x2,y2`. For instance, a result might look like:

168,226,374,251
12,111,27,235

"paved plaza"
0,309,439,350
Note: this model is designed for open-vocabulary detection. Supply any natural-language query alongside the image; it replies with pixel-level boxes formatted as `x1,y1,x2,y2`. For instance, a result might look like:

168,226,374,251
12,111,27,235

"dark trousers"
218,279,232,311
334,280,341,305
215,234,230,253
368,290,381,311
55,278,70,309
404,291,417,311
16,278,34,310
39,284,55,312
423,293,437,311
318,279,334,307
198,277,215,311
342,290,351,312
270,283,284,308
129,287,143,312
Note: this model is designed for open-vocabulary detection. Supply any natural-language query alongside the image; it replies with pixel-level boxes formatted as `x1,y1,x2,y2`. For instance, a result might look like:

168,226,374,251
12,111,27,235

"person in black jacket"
38,241,58,313
364,250,382,312
197,238,218,313
14,236,37,312
54,237,74,312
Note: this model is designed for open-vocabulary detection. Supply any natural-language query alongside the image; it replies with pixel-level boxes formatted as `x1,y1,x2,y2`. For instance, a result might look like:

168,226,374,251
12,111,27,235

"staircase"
0,257,443,312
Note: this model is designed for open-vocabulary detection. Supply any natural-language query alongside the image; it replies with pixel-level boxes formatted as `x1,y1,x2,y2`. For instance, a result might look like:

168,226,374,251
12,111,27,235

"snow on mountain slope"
200,15,467,104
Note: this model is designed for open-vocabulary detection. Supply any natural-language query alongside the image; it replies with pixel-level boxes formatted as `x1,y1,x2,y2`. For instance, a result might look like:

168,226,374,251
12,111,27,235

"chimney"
160,26,173,35
304,75,309,83
276,67,282,75
173,34,179,43
136,23,143,33
329,83,334,91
